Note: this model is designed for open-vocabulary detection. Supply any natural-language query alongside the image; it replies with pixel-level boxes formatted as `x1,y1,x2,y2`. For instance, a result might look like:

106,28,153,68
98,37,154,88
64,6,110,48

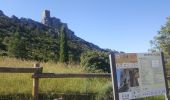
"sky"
0,0,170,53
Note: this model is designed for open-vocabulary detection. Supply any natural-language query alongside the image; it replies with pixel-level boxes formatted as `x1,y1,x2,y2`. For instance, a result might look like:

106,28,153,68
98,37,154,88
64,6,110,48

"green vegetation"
59,25,68,63
151,17,170,67
0,15,107,63
8,32,28,59
97,82,113,100
80,51,110,73
0,25,59,61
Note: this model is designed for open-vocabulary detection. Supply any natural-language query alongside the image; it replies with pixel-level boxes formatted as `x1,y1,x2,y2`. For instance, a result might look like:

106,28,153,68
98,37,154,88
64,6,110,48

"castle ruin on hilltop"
41,10,61,28
41,10,51,25
41,10,75,39
40,10,102,51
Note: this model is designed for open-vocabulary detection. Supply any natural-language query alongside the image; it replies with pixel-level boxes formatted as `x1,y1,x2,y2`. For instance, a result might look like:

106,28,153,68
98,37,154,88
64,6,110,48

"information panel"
113,53,166,100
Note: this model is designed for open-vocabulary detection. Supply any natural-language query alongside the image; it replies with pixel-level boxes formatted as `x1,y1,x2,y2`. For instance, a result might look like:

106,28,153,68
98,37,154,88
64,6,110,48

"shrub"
80,51,110,73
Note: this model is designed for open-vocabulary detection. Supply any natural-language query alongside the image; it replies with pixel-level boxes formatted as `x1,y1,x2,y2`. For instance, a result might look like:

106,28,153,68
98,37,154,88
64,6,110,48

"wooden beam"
0,67,43,73
32,73,111,78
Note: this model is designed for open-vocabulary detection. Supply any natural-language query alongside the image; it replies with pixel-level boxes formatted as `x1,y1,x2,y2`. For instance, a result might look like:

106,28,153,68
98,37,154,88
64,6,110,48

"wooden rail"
0,67,43,73
32,73,111,78
167,76,170,80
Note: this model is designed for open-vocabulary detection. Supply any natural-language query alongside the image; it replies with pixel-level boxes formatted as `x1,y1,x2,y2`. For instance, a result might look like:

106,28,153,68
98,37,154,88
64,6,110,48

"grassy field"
0,57,167,100
0,57,110,99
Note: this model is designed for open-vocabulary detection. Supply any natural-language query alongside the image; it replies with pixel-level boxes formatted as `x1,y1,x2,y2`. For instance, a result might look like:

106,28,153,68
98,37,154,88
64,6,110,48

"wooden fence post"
32,63,40,100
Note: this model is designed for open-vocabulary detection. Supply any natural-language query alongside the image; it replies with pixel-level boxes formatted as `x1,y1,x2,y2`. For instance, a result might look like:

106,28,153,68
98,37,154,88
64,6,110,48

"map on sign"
115,53,166,100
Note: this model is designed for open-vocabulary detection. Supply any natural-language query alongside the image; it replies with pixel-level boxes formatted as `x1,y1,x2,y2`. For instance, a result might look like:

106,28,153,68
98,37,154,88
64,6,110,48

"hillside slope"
0,10,106,62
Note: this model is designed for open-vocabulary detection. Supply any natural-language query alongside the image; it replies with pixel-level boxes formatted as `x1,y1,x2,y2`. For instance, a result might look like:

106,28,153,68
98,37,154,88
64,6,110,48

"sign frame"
109,52,169,100
109,53,119,100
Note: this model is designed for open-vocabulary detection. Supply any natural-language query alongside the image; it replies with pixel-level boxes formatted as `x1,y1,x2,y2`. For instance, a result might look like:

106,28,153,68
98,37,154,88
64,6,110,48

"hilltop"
0,10,108,62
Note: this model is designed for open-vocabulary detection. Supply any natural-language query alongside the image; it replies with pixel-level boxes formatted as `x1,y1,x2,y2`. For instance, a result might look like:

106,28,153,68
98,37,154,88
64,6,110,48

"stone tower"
41,10,51,25
40,10,75,38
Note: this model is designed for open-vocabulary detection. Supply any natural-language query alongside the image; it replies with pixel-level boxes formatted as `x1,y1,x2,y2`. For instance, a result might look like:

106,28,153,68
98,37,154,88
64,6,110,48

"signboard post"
109,53,119,100
161,52,169,100
109,52,168,100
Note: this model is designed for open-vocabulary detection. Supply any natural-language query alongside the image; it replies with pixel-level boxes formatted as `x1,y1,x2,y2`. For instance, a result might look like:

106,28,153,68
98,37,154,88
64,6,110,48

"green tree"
8,32,28,59
0,30,8,51
59,25,68,63
0,38,7,56
151,17,170,55
151,17,170,67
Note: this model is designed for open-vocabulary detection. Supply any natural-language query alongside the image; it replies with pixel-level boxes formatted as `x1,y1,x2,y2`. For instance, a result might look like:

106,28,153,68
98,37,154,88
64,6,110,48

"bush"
80,51,110,73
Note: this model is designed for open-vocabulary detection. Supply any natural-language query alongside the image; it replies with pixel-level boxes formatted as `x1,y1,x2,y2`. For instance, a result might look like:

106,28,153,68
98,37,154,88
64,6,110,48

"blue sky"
0,0,170,53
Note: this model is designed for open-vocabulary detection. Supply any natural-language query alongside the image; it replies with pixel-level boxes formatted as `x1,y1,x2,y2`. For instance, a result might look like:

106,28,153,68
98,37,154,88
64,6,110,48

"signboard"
109,52,167,100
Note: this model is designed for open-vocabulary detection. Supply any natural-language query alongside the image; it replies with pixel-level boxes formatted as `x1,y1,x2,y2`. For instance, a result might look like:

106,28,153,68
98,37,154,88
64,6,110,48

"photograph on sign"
112,53,166,100
117,68,139,93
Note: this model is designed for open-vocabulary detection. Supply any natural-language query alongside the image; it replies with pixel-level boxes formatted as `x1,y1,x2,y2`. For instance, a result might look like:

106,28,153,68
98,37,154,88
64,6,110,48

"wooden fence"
0,63,111,100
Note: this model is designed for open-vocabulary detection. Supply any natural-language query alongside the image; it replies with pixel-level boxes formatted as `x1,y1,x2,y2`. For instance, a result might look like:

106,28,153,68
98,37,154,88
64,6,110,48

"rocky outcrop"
0,10,5,16
19,18,47,29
